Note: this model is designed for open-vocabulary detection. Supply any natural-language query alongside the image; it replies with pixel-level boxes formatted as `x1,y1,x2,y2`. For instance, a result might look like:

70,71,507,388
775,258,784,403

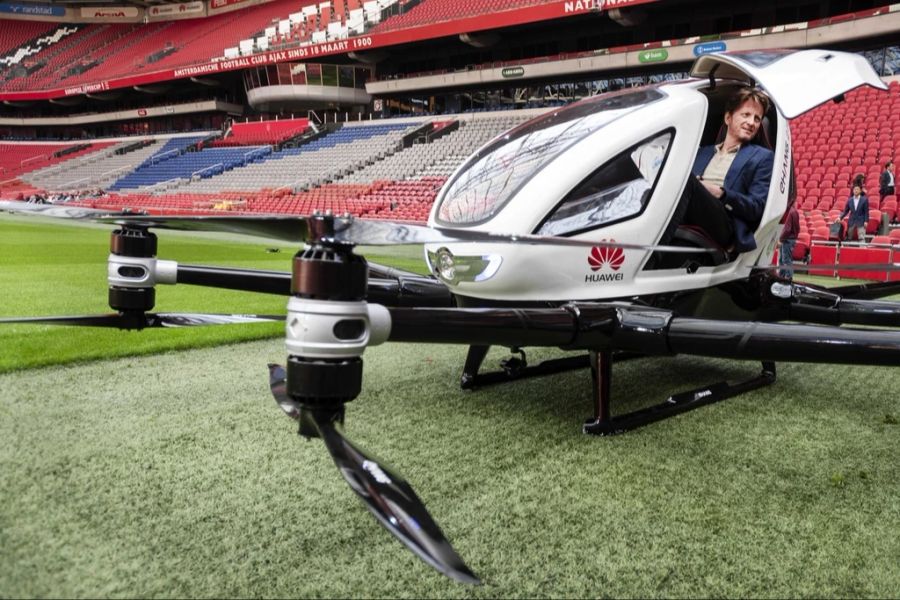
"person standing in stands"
679,87,774,253
838,183,869,243
779,203,799,279
880,160,895,197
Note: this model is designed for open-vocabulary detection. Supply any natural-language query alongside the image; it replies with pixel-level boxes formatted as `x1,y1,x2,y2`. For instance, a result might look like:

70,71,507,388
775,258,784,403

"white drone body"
426,49,886,302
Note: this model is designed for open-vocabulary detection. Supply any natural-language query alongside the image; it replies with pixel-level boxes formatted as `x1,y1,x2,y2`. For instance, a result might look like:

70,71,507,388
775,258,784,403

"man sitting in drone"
679,87,774,253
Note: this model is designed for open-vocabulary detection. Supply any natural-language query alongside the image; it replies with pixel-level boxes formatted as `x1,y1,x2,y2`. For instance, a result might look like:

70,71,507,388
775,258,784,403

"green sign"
501,67,525,78
638,49,669,63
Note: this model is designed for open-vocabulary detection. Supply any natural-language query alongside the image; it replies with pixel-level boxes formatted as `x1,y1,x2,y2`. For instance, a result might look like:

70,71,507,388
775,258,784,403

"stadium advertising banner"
0,0,664,100
209,0,252,10
148,1,204,19
0,1,65,16
79,6,140,20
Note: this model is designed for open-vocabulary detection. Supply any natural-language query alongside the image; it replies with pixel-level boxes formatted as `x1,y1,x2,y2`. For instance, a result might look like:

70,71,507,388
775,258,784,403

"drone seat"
671,224,732,267
661,111,774,266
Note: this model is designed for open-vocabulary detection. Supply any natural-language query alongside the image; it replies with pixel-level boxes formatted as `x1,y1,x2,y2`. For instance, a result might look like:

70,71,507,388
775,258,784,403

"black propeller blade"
0,200,137,220
267,364,480,585
0,312,284,329
3,199,720,254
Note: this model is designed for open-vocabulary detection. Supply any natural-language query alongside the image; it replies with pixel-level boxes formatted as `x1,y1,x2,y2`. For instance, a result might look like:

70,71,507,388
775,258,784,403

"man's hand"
700,178,724,198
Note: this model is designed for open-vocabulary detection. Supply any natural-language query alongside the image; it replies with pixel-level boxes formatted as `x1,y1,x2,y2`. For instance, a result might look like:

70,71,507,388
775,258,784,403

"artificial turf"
0,214,424,372
1,214,899,598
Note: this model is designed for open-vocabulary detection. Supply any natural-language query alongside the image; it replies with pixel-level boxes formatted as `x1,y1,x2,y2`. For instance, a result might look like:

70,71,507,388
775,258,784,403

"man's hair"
886,160,894,169
725,87,771,115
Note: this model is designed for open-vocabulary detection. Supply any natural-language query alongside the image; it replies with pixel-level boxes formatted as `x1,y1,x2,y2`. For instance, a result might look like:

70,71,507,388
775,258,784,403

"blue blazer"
692,143,774,252
840,194,869,229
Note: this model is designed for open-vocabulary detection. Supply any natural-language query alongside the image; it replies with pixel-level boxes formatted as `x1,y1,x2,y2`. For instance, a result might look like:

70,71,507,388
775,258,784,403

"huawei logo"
588,243,624,272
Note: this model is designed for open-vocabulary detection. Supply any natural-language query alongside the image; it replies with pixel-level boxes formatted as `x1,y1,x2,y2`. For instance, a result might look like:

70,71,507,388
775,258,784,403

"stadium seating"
210,118,309,147
0,0,323,92
106,135,215,191
180,122,418,194
370,0,548,33
19,139,167,191
791,80,899,244
0,20,57,56
3,75,898,233
0,142,114,181
342,114,529,183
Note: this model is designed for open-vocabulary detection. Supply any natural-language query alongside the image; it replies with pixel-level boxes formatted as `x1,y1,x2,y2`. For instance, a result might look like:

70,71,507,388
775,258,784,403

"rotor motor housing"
286,242,390,406
108,227,158,313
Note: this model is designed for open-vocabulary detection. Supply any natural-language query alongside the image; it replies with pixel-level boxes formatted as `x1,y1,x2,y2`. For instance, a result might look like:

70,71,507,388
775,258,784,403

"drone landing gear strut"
583,352,777,436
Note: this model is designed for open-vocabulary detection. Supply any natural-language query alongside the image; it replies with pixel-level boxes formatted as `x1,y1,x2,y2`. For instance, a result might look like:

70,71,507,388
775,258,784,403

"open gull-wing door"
690,49,887,119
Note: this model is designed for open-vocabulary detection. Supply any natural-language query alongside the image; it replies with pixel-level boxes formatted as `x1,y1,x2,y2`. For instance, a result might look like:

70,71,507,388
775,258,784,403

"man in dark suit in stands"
838,183,869,242
880,160,895,197
679,87,774,253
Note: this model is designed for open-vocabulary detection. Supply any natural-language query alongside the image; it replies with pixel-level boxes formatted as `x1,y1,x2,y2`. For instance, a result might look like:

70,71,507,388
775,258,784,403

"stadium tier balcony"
0,0,325,93
250,0,395,51
118,0,320,72
5,24,133,90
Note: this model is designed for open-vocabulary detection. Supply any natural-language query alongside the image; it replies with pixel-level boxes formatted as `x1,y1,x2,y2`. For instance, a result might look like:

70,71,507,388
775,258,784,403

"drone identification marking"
586,244,626,282
779,136,791,194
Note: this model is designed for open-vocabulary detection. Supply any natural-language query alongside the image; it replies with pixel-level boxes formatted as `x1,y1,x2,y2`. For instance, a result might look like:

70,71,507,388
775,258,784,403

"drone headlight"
426,247,502,285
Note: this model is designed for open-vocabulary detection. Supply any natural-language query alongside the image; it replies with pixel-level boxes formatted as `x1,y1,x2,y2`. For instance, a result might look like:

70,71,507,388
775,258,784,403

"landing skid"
459,345,777,435
583,351,777,435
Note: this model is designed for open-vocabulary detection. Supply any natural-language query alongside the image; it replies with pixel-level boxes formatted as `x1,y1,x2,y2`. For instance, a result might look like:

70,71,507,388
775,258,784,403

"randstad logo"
586,243,625,282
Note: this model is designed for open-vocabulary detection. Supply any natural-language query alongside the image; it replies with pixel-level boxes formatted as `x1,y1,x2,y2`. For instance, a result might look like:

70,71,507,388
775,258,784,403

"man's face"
724,99,765,145
853,185,862,196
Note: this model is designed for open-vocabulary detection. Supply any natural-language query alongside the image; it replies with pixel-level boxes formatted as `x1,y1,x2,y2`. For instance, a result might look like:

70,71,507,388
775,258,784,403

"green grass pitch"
1,213,899,598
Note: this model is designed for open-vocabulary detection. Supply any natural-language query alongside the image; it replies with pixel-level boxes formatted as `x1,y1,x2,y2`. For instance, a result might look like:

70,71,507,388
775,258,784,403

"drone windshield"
435,88,665,227
537,130,673,236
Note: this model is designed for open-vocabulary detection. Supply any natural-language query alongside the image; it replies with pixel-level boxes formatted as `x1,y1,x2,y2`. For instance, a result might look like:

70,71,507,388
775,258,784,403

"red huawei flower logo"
588,242,625,272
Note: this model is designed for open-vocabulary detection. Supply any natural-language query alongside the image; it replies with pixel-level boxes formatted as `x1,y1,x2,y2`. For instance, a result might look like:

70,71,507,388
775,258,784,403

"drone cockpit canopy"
425,49,888,303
